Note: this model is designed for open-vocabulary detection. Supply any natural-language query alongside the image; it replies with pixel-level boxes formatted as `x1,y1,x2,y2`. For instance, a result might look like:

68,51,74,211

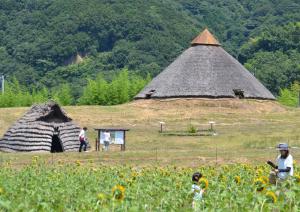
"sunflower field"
0,158,300,211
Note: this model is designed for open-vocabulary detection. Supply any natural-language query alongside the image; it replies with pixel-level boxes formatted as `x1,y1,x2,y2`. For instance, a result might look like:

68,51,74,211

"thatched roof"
135,29,275,100
0,101,81,152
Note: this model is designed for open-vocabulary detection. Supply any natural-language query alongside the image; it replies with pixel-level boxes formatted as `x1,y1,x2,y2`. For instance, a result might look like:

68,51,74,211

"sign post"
209,121,215,132
159,121,165,133
94,128,129,151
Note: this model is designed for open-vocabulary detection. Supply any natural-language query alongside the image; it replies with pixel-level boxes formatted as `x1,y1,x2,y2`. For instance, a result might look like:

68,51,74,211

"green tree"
78,70,149,106
32,87,50,104
115,70,130,104
52,84,74,106
78,75,108,105
244,51,300,94
241,23,300,94
1,0,300,102
0,77,35,107
278,82,300,107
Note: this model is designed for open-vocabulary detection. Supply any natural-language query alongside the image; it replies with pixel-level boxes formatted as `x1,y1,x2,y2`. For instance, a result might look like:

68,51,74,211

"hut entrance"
233,89,244,99
51,135,63,153
145,90,156,99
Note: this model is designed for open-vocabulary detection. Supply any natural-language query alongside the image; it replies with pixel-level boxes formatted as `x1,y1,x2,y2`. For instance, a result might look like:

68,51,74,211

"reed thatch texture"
0,101,81,152
135,29,275,100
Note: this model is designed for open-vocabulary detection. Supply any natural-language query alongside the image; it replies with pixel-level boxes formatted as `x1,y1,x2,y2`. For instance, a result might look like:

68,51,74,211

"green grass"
0,99,300,167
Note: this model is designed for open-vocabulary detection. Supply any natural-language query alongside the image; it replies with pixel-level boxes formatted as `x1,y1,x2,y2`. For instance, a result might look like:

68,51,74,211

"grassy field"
1,98,300,167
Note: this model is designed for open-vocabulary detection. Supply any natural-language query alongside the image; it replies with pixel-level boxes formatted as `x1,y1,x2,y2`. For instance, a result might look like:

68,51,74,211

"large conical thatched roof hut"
0,101,81,153
135,29,275,100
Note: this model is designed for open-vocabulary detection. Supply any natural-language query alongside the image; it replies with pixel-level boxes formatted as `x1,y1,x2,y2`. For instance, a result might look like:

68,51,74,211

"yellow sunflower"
112,185,125,201
254,178,265,192
266,191,277,203
75,160,81,166
260,176,269,184
32,156,39,160
218,173,227,182
256,168,263,176
234,176,241,184
131,171,139,179
199,178,209,190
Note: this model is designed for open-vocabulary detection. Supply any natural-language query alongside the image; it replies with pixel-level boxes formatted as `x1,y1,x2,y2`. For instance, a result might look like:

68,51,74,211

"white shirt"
104,132,111,142
79,129,86,140
191,184,204,201
277,154,293,179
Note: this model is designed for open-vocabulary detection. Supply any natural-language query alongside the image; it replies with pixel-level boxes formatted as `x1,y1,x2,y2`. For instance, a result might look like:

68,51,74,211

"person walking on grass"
103,130,111,151
191,172,205,210
267,143,293,184
79,127,88,152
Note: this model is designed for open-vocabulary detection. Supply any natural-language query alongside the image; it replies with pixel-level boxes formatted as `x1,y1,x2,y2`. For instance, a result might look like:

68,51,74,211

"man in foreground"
267,143,293,184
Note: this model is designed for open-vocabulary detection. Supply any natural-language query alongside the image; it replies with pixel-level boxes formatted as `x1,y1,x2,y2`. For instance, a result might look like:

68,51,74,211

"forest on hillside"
0,0,300,105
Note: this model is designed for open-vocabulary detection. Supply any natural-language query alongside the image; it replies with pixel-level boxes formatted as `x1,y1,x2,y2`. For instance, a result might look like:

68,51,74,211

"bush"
278,82,300,107
187,124,197,134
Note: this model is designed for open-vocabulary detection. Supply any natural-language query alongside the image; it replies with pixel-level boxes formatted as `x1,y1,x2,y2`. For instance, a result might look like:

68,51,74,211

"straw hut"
135,29,275,100
0,101,81,153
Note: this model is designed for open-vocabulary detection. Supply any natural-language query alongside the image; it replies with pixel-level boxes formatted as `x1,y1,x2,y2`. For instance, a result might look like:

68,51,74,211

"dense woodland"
0,0,300,106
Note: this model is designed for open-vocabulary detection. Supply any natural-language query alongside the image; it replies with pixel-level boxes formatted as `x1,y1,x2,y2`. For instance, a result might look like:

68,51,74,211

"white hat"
277,143,289,151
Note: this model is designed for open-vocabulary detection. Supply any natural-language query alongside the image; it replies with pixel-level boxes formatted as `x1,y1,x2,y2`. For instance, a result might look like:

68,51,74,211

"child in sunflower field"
191,172,206,210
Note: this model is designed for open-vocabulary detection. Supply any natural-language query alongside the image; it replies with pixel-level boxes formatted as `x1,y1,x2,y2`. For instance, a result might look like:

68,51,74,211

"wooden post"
121,131,126,151
209,121,215,133
95,138,99,151
159,122,165,133
98,130,100,151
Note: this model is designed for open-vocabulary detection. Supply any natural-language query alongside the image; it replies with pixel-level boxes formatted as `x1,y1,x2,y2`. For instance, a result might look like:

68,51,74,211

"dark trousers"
79,140,87,152
104,141,110,151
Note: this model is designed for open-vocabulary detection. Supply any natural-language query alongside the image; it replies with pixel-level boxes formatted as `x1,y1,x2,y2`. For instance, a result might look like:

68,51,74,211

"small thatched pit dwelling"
135,29,275,100
0,101,81,153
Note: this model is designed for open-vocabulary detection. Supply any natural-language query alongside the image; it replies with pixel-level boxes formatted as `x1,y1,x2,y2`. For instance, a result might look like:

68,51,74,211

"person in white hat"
267,143,294,184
